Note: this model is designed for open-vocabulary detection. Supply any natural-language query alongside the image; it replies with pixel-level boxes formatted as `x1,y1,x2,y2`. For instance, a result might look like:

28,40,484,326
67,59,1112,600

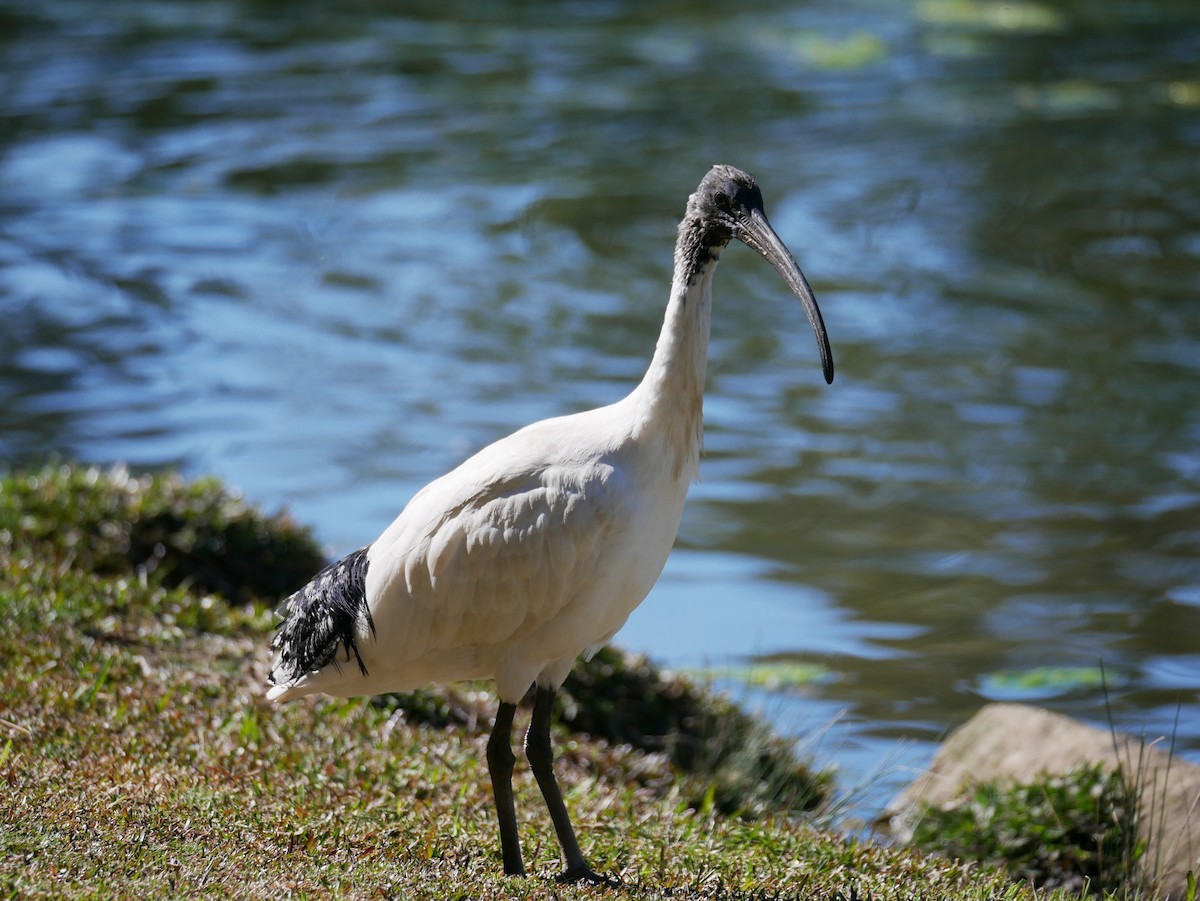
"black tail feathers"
270,546,376,684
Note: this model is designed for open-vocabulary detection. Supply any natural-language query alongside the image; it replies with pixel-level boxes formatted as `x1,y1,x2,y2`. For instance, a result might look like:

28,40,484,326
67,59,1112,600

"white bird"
267,164,834,883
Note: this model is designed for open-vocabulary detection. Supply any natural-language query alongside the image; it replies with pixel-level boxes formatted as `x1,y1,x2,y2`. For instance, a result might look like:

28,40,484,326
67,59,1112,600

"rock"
885,703,1200,899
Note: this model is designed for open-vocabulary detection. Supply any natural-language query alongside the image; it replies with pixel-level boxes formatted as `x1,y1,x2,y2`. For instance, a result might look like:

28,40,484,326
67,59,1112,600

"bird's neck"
631,217,725,481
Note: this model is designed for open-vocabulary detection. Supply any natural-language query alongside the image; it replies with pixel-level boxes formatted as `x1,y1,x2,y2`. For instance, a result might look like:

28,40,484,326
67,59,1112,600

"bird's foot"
555,865,617,887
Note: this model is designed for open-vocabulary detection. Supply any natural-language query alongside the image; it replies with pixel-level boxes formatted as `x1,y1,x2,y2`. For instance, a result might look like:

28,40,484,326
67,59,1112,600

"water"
2,0,1199,816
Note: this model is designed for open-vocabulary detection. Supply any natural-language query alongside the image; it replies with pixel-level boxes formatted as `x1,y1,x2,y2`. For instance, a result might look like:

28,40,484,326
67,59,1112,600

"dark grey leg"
525,686,607,884
487,701,524,877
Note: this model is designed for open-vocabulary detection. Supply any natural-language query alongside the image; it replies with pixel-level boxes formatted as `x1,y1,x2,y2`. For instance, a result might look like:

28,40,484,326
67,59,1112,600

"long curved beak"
740,208,834,385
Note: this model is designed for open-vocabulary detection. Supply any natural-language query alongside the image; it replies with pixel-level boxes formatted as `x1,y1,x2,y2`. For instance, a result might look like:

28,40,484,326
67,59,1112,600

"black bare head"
686,164,835,385
687,164,766,234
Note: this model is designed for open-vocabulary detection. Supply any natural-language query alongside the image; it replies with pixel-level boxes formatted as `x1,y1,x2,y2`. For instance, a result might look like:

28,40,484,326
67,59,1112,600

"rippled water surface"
3,0,1199,813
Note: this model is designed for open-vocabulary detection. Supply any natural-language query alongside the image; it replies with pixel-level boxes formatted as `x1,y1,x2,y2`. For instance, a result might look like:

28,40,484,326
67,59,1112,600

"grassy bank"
1,464,1082,899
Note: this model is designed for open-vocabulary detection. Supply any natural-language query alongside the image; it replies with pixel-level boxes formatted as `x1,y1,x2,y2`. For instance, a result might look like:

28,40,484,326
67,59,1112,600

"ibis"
267,164,834,882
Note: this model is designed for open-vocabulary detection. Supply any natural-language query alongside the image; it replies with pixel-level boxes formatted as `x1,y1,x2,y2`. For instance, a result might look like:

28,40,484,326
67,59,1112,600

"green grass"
0,460,325,604
0,463,1098,899
907,765,1136,895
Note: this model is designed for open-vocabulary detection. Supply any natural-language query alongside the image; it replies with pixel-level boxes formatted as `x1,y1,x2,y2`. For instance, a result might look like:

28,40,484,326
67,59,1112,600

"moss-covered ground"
0,463,1103,899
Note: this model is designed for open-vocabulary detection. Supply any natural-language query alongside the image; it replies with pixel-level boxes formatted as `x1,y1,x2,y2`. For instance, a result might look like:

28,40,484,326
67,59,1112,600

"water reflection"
1,0,1198,813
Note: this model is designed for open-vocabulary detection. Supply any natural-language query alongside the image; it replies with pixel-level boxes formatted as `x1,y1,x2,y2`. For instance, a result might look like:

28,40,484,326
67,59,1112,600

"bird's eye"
714,191,730,210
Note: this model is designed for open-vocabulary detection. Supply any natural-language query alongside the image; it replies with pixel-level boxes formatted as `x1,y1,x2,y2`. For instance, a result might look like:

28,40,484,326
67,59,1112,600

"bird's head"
688,164,766,234
688,164,834,385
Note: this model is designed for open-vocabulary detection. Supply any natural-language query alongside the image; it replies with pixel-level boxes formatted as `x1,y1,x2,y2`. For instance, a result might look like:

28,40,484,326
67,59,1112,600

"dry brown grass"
0,464,1079,900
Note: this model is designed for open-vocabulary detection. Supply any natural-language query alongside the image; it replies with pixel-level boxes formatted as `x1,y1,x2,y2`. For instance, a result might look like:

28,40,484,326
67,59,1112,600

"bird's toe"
555,865,617,887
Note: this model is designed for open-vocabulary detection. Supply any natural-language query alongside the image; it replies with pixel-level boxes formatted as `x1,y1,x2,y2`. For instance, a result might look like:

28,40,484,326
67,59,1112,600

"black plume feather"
270,546,375,683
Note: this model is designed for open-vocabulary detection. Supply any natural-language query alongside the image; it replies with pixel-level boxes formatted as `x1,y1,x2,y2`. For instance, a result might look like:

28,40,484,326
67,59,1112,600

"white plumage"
267,164,834,883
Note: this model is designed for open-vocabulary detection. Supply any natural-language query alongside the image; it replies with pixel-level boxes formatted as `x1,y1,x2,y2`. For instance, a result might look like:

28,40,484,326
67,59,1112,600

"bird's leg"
487,700,525,877
525,686,608,885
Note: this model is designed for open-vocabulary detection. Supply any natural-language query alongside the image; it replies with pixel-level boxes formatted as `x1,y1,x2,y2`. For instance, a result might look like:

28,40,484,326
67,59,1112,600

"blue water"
2,0,1199,816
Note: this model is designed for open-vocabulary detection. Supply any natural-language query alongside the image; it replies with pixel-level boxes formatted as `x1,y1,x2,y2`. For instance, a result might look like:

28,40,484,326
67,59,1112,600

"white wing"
361,409,637,691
